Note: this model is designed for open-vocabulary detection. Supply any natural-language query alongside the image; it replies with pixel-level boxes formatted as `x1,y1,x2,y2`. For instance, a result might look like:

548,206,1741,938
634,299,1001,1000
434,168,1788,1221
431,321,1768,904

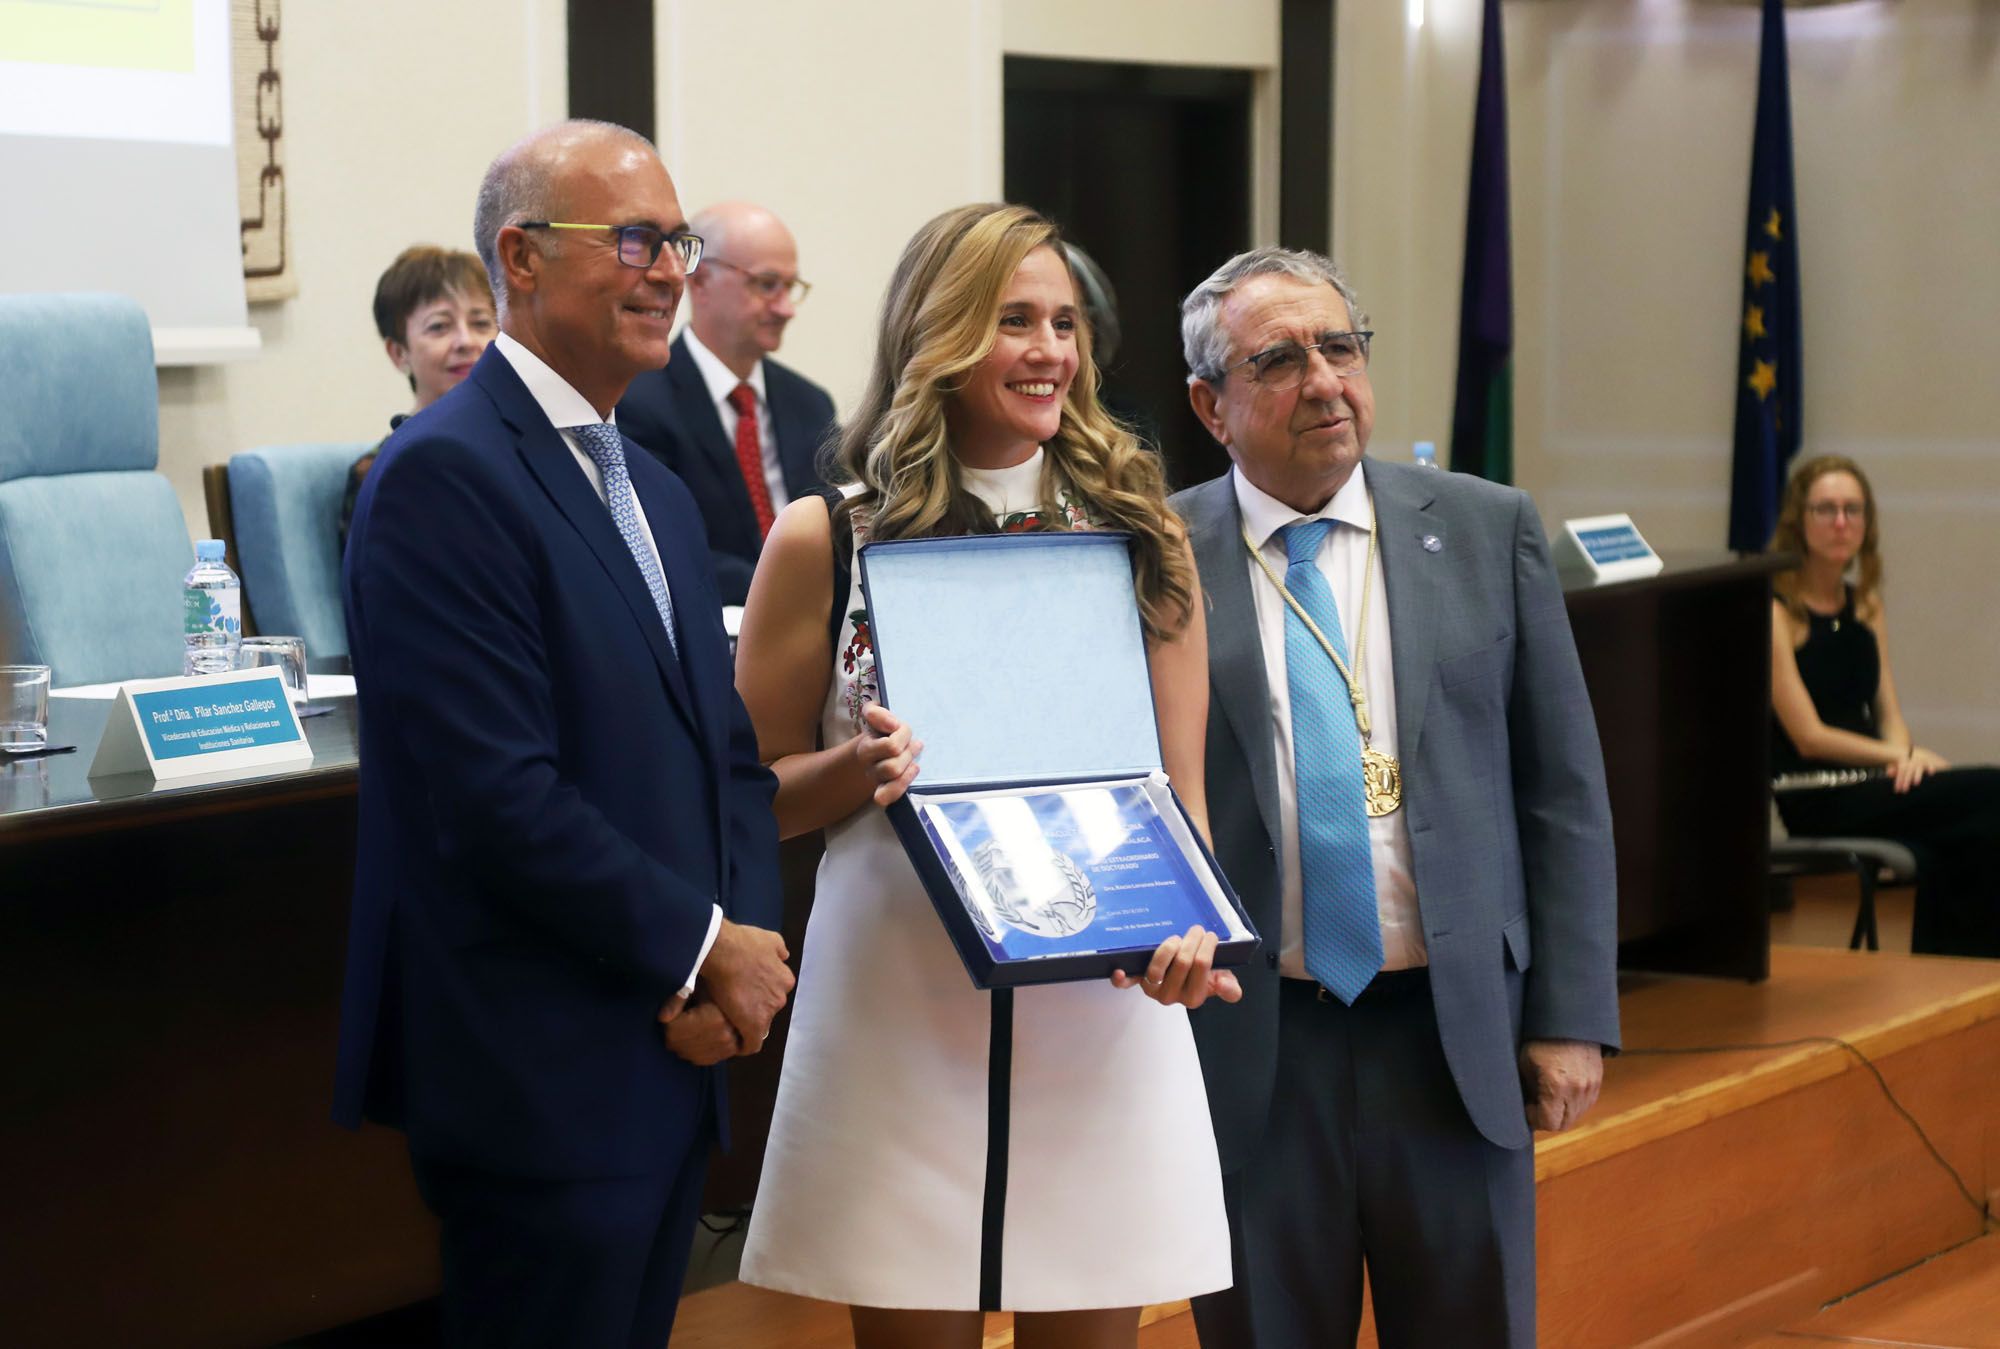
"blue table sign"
89,667,312,782
1555,512,1664,584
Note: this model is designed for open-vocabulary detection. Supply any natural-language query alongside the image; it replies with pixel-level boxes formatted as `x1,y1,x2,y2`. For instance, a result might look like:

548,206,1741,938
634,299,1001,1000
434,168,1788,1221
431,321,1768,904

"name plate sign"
1554,512,1664,584
89,667,312,781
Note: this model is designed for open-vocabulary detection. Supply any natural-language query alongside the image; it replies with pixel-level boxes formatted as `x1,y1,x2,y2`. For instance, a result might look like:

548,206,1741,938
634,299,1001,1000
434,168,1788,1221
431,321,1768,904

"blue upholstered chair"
226,443,369,661
0,293,192,686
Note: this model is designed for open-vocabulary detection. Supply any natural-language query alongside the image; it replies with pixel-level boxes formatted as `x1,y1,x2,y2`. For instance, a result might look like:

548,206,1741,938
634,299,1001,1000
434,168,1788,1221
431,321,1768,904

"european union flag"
1450,0,1513,485
1728,0,1802,553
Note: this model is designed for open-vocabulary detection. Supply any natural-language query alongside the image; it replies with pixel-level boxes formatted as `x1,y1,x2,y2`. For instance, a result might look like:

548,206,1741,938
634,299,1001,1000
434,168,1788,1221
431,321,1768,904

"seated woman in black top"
338,246,498,551
1769,454,2000,956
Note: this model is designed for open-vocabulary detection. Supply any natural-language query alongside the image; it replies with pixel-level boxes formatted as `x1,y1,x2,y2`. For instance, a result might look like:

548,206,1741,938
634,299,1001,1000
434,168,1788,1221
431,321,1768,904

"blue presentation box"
858,531,1259,989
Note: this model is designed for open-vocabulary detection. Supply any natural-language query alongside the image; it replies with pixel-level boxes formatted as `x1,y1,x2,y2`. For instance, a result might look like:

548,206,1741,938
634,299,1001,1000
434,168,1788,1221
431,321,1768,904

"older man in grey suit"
1170,247,1620,1348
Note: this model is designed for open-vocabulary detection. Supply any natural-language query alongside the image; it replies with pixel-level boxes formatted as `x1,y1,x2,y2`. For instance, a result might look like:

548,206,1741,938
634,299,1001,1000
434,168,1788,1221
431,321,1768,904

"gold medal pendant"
1241,514,1402,817
1361,746,1402,817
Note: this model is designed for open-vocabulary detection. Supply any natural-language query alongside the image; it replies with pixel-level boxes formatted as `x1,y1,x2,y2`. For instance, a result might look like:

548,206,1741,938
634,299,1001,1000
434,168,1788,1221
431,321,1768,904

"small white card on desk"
1554,513,1664,584
89,667,313,781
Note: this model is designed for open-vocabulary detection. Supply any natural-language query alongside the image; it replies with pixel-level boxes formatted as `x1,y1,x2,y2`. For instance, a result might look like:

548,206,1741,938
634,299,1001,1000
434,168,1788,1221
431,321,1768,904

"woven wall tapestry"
234,0,293,302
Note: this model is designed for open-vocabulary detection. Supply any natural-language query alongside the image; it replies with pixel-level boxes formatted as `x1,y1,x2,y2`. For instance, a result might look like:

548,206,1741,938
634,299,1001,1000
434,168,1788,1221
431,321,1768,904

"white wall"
154,0,566,535
654,0,1281,418
151,0,1281,537
1333,2,1468,463
138,0,1996,756
653,1,1005,420
1343,0,2000,761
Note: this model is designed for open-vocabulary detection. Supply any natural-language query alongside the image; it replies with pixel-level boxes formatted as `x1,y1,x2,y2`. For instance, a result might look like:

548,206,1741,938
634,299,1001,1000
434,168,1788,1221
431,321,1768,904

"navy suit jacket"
334,344,781,1179
616,332,837,605
1174,462,1620,1166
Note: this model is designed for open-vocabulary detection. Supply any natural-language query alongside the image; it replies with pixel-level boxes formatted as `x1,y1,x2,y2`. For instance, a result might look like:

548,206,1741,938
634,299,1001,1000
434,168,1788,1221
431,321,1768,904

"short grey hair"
1179,246,1368,384
472,120,659,313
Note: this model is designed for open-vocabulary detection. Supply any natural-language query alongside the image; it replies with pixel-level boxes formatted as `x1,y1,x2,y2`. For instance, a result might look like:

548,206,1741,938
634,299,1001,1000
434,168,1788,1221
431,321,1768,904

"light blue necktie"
573,422,680,658
1280,519,1381,1003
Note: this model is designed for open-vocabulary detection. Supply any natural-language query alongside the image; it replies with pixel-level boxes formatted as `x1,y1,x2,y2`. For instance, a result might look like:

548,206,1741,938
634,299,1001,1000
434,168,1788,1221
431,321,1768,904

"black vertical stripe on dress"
979,988,1015,1311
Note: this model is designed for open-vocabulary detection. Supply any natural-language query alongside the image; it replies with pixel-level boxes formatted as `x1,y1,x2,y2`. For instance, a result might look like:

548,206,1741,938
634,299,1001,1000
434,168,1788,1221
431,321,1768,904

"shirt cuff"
676,904,724,1000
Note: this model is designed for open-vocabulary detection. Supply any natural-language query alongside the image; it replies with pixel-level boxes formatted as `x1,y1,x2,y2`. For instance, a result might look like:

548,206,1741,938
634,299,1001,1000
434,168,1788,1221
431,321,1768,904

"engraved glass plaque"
919,777,1249,968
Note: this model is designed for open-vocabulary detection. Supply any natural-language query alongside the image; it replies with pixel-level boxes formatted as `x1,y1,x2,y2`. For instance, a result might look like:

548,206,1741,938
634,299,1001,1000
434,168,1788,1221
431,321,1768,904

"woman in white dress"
732,203,1239,1349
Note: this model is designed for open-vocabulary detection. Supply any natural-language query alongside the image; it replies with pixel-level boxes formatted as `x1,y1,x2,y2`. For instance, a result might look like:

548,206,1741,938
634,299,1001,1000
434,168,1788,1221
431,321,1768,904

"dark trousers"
1779,765,2000,956
412,1137,710,1349
1192,972,1535,1349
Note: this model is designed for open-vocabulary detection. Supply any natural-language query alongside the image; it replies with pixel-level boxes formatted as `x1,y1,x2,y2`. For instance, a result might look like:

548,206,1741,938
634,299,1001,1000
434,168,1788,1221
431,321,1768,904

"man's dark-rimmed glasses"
1219,331,1374,391
518,221,704,271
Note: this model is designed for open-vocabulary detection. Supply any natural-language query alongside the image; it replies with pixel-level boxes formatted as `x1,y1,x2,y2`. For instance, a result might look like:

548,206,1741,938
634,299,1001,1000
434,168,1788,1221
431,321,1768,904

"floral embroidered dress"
740,448,1230,1311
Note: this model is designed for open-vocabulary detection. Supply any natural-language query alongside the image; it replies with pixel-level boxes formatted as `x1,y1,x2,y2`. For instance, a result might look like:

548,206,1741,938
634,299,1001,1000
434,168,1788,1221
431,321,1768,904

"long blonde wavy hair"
831,203,1194,640
1768,453,1883,624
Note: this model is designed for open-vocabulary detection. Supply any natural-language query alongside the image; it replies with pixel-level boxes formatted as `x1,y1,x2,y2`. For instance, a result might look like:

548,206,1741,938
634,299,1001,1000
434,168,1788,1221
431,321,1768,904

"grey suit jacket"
1174,459,1620,1163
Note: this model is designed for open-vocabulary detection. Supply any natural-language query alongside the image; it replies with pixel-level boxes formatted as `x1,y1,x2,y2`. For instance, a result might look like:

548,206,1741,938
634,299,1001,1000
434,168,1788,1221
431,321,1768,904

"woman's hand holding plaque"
856,702,923,807
1110,925,1244,1009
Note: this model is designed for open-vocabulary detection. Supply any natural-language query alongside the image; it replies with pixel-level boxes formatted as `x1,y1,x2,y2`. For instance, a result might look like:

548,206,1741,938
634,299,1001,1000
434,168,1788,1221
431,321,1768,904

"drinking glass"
237,636,307,699
1,663,51,751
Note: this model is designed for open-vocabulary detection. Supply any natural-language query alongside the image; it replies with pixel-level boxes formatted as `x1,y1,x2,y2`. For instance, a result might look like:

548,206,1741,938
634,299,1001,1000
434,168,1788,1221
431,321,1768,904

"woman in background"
338,245,497,550
732,203,1236,1349
1769,454,2000,955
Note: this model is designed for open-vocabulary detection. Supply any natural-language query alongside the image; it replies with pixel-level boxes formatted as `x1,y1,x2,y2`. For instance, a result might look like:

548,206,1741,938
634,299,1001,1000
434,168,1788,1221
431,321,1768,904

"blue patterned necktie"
572,422,679,658
1279,519,1381,1003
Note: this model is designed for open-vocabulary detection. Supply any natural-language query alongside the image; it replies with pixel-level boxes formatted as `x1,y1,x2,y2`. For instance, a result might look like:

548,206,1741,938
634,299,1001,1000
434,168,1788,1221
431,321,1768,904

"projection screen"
0,0,256,363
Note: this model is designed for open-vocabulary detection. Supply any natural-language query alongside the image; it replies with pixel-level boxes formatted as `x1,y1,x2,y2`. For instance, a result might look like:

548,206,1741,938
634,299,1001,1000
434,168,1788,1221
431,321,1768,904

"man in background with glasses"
1170,246,1619,1347
337,120,793,1348
619,200,837,606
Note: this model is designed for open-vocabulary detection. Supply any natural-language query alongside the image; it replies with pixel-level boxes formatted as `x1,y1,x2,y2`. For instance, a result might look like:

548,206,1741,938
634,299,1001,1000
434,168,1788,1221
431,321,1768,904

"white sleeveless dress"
739,450,1232,1312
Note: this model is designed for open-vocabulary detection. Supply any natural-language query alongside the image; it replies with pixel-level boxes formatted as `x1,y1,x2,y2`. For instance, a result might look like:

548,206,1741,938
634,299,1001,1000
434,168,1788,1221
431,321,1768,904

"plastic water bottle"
183,539,242,676
1413,440,1440,469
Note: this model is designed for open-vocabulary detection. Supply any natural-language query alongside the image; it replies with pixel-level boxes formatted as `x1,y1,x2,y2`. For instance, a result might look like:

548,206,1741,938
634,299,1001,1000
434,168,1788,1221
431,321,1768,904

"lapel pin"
1421,533,1443,553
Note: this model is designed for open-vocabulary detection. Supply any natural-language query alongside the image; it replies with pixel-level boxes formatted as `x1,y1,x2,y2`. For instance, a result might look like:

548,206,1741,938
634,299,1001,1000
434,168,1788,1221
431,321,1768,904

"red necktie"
727,382,776,538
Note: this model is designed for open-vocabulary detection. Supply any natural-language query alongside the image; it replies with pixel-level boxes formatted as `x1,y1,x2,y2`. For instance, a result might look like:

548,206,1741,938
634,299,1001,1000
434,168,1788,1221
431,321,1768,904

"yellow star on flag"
1747,359,1777,400
1764,207,1784,241
1744,304,1766,340
1747,252,1776,287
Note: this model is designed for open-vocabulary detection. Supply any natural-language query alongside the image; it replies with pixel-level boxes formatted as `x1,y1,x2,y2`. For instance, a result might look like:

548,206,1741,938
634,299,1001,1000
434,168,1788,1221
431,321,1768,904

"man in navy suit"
617,200,836,605
336,120,794,1348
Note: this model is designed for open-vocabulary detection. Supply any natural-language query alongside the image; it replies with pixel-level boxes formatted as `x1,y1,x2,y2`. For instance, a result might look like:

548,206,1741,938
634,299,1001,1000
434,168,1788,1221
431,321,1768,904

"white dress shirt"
1233,463,1425,979
681,326,789,513
494,332,721,995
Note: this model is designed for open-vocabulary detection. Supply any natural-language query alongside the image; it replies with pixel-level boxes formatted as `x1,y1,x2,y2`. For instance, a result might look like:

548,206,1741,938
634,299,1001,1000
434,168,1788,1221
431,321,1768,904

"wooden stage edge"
1540,945,2000,1349
672,947,2000,1349
1540,947,2000,1182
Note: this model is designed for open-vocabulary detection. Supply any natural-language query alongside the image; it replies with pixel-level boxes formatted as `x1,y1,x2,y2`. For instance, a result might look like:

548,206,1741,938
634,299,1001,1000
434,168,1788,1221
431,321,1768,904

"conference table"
0,694,431,1348
0,551,1784,1345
